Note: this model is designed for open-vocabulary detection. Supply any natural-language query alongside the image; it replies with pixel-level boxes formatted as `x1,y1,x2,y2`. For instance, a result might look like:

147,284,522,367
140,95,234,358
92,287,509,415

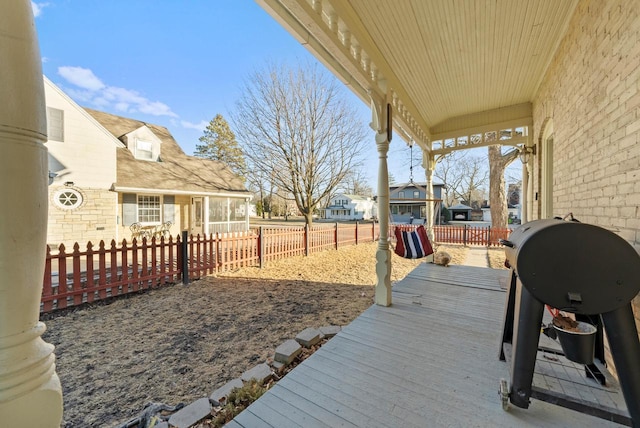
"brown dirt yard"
42,242,469,427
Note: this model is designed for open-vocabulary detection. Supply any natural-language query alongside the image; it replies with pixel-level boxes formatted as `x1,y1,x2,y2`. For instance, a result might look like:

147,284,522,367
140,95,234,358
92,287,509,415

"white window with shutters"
123,193,175,226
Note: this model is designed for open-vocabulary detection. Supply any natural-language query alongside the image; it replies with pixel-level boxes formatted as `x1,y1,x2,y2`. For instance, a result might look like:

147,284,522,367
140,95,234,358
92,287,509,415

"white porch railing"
208,221,247,234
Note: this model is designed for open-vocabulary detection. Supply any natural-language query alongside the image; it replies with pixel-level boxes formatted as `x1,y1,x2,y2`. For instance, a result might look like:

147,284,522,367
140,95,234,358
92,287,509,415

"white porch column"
424,152,436,244
423,152,436,263
204,196,210,235
522,162,529,223
371,94,392,306
0,1,63,426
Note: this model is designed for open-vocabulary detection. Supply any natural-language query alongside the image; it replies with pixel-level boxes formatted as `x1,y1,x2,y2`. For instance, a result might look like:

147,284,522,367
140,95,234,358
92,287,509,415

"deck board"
232,263,628,427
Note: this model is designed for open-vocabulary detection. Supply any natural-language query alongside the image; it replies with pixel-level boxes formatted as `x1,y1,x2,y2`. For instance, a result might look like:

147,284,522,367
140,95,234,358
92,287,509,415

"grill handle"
499,239,514,248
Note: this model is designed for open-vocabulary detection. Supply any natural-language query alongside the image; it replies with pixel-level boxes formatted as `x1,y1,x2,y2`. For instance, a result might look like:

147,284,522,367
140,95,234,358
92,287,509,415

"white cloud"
138,101,176,117
31,2,49,18
65,88,97,104
102,86,146,104
59,66,105,91
181,120,209,131
57,66,177,118
114,102,130,112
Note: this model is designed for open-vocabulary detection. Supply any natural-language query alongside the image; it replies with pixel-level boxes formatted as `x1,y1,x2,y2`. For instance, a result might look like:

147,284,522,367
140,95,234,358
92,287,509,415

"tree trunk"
304,211,314,227
488,146,518,229
259,186,265,219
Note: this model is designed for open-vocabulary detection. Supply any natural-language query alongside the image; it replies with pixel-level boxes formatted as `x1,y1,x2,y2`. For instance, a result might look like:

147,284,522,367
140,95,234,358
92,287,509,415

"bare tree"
434,151,488,207
245,168,276,218
232,62,367,225
488,145,519,229
342,169,373,196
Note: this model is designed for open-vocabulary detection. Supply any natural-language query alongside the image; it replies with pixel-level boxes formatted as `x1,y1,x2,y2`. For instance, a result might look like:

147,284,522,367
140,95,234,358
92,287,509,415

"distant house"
481,206,522,224
389,182,444,223
449,203,473,221
44,77,251,248
323,194,375,220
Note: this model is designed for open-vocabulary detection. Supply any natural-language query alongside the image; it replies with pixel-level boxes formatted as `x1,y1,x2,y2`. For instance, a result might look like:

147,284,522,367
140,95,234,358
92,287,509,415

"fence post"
463,224,468,246
335,222,339,250
259,226,264,269
181,230,189,285
355,221,359,245
72,243,82,306
304,225,309,257
487,225,491,247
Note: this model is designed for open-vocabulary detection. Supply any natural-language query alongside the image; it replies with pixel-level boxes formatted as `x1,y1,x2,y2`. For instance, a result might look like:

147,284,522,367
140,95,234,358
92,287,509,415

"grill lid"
502,219,640,314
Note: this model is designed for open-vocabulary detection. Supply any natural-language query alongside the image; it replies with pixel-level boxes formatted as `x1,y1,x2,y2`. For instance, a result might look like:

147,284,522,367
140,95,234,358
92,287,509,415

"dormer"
122,125,163,161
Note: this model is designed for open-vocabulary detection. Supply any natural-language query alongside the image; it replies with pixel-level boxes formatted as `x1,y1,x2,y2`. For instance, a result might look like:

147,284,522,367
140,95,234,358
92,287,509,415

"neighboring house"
45,77,122,248
389,182,444,223
323,194,375,220
44,77,251,248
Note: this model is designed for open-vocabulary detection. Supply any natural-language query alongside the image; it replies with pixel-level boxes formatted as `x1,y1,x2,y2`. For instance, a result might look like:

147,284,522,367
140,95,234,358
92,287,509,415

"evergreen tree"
194,114,247,181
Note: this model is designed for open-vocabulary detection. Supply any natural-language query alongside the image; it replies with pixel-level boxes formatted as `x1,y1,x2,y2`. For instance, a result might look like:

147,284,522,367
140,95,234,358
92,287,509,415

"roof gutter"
111,186,253,200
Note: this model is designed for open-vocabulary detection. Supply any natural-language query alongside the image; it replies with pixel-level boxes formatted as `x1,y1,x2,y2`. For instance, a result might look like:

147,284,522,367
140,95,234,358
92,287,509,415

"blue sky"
32,0,423,190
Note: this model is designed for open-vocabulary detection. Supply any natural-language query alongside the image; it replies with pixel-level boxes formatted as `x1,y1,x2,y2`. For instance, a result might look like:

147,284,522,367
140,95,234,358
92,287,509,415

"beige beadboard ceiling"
258,0,579,146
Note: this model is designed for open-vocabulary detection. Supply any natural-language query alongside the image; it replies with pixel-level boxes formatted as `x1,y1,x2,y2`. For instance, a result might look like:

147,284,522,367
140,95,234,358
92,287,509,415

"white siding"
44,79,118,188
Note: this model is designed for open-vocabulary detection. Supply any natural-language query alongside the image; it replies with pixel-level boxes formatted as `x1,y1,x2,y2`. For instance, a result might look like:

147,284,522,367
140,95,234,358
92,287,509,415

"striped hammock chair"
393,224,434,259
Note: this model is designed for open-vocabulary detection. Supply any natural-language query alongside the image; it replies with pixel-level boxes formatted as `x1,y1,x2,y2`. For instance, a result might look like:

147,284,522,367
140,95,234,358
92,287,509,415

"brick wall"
532,0,640,370
47,186,117,250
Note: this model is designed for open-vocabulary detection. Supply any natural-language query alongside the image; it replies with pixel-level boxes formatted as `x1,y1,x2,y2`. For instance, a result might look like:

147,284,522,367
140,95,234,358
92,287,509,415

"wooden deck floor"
229,264,628,427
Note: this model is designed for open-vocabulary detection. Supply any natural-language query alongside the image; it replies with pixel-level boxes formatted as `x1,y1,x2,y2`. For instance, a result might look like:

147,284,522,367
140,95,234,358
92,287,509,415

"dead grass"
488,248,509,270
41,242,468,427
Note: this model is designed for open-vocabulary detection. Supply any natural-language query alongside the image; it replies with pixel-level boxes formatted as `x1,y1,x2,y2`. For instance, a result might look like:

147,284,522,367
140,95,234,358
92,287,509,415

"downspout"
115,191,119,242
0,1,63,425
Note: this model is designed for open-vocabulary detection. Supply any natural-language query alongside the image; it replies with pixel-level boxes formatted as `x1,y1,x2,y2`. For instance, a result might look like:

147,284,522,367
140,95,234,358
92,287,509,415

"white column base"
0,373,62,427
375,246,392,306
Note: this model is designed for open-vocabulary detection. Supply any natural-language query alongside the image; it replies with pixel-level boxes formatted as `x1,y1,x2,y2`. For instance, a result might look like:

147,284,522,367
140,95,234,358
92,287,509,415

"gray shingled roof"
85,109,250,196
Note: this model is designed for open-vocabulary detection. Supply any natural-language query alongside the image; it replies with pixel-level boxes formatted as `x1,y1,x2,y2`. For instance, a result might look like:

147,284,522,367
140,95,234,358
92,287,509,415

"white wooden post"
522,161,530,223
424,152,435,263
371,92,392,306
521,135,533,223
0,1,63,425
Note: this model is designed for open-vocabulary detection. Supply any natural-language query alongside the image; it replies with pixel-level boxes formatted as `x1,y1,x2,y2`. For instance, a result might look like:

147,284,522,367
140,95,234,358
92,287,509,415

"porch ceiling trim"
431,103,533,139
257,0,580,153
257,0,432,146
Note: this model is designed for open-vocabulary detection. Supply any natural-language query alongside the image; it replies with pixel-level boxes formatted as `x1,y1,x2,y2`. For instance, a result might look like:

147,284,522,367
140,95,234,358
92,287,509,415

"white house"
44,77,252,249
482,206,521,224
324,194,375,220
44,77,123,248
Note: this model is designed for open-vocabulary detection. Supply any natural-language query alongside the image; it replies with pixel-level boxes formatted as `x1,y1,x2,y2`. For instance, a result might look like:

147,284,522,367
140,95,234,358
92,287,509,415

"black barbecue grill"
498,219,640,426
